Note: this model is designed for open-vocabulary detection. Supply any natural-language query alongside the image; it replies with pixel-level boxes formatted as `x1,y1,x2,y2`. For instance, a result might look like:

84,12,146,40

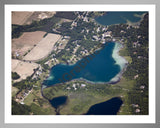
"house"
138,56,142,59
64,36,70,39
140,85,145,89
20,102,25,105
135,108,140,113
86,29,89,33
81,84,86,87
133,41,138,48
132,104,139,108
134,74,139,79
83,17,89,22
66,87,71,90
120,30,125,33
72,84,76,88
92,35,99,41
133,52,137,55
71,21,77,27
102,27,107,31
103,31,112,37
96,27,100,33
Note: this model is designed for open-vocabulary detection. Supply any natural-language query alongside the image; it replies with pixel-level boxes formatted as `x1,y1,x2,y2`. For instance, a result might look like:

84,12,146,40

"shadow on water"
85,97,123,115
49,96,67,115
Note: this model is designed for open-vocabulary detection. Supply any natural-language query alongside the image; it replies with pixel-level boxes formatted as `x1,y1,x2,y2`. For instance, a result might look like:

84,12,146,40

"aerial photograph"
11,11,148,115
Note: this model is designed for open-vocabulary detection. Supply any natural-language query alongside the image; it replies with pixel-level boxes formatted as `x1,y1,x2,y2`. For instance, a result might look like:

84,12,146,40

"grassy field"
12,86,19,97
111,77,136,115
23,87,56,115
23,93,35,105
119,43,132,64
43,76,135,115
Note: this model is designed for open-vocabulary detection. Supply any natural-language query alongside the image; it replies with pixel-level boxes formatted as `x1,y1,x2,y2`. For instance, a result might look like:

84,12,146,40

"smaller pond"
86,97,123,115
49,96,67,109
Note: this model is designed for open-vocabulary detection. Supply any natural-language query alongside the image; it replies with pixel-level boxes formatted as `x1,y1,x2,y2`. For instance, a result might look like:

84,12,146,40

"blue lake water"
43,42,122,86
95,11,146,26
49,96,67,109
86,97,123,115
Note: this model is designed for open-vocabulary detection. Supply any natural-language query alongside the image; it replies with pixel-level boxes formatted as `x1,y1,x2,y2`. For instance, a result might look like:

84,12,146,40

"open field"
12,11,56,25
25,11,56,25
12,86,19,97
12,11,34,25
23,33,61,61
12,59,39,81
12,31,46,57
42,77,134,115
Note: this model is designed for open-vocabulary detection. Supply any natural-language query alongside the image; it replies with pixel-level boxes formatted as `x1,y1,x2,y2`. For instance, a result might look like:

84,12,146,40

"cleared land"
23,33,61,61
12,59,39,81
25,11,56,25
12,86,19,97
12,11,34,25
12,31,46,57
12,11,56,25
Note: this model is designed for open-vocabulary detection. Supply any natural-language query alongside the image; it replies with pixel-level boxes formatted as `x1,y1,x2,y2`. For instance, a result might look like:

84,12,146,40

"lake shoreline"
42,41,128,89
110,42,128,83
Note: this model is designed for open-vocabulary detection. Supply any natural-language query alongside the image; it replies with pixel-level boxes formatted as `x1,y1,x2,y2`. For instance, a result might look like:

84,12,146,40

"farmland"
23,33,61,61
12,11,56,25
12,59,39,82
12,11,34,25
12,31,46,57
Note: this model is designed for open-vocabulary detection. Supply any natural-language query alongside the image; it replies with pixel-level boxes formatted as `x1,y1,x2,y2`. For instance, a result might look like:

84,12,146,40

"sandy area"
12,11,34,25
23,33,61,61
112,43,128,70
12,31,46,57
12,59,39,81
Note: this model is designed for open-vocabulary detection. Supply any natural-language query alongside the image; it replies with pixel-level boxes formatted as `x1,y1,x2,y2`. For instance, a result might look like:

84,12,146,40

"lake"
86,97,123,115
49,96,67,109
95,11,146,26
43,42,126,86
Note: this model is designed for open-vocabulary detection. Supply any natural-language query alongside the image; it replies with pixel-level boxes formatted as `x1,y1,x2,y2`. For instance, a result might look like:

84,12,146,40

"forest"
108,13,149,114
54,12,77,20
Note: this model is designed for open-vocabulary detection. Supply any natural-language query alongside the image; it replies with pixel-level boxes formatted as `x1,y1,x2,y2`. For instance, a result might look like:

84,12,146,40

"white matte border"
5,4,156,123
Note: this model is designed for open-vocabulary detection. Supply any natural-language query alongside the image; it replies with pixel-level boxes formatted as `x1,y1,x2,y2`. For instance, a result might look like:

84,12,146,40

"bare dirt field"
12,11,56,25
12,59,39,82
12,31,46,57
12,11,34,25
25,11,56,25
23,33,61,61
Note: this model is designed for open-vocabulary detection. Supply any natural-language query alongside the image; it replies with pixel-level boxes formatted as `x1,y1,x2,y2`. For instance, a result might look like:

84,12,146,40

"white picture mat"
5,4,156,123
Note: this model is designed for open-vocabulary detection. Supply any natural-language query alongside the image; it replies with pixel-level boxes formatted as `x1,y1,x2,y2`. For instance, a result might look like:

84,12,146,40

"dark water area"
95,11,146,26
86,97,123,115
43,42,121,86
49,96,67,109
